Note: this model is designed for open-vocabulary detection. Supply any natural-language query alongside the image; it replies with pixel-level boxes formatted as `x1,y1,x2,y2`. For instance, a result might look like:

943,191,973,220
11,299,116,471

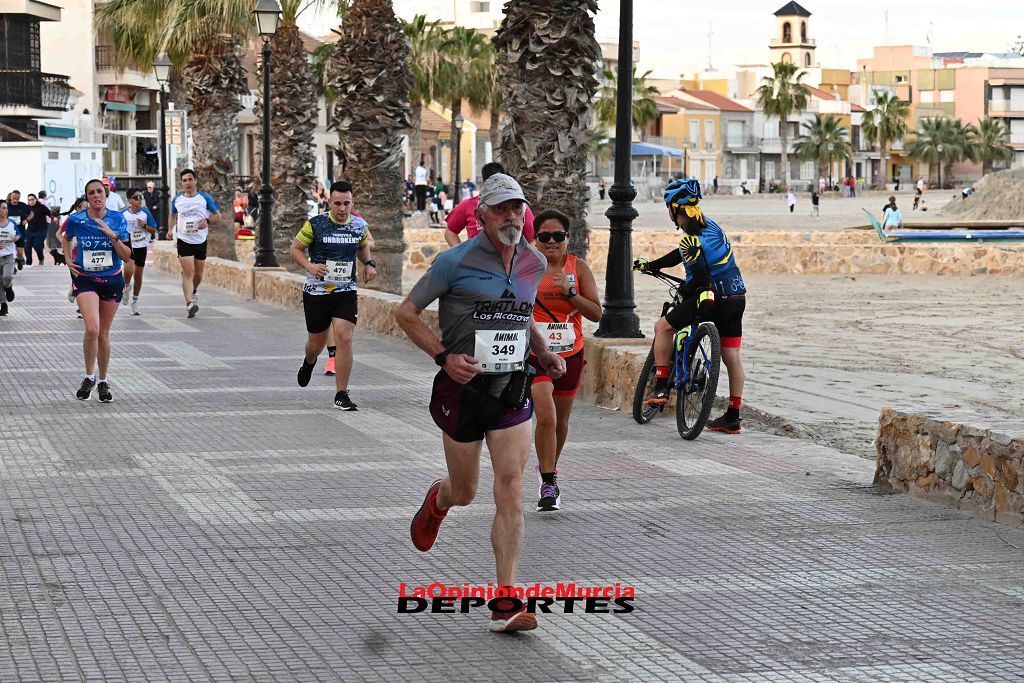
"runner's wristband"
434,350,450,367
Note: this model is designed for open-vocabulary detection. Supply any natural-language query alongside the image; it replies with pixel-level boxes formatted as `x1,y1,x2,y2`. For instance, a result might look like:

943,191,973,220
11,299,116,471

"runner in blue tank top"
60,178,133,403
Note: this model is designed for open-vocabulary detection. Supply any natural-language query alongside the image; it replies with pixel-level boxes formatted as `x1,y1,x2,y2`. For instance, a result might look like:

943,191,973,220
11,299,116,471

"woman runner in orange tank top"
528,209,603,513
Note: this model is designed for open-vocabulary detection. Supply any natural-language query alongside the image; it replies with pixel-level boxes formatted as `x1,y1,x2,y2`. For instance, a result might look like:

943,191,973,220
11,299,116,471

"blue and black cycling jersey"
647,216,746,297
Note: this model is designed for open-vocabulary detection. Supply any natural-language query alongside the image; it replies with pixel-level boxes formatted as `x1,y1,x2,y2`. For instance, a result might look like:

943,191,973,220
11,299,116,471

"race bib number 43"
83,250,113,271
538,322,575,353
474,329,526,373
325,259,353,281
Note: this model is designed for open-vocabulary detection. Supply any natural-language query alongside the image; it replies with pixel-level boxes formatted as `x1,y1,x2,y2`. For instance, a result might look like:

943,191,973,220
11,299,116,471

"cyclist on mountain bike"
632,178,747,434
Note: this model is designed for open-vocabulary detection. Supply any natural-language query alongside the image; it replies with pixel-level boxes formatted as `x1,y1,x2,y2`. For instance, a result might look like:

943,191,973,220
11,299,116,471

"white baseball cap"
478,173,529,207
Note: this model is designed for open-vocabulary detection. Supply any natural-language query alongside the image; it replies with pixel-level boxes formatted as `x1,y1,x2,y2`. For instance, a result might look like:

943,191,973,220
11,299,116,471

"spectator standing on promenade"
414,159,429,213
598,178,607,200
786,190,797,213
811,190,820,218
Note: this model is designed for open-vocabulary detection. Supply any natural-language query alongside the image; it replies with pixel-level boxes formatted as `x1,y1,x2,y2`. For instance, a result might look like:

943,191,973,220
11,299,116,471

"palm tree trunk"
878,140,888,190
449,97,462,187
410,103,423,172
256,21,318,273
779,120,789,191
937,163,942,191
489,106,501,162
494,0,601,259
182,33,247,260
329,0,412,295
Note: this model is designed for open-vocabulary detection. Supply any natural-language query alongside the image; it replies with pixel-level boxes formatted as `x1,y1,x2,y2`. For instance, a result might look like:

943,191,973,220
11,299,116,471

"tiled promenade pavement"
2,265,1024,683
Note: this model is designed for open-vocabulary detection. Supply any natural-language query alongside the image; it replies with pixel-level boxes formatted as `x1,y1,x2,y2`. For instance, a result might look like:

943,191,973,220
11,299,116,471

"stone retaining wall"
875,409,1024,527
402,227,1024,276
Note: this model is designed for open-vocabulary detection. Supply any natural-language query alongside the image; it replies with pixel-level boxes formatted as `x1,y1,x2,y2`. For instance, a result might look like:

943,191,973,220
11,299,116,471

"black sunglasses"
130,195,144,200
536,231,567,243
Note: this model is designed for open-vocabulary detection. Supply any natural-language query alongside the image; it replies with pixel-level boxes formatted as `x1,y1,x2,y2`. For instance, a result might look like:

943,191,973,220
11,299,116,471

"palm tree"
793,114,851,185
907,117,949,188
592,66,660,140
253,0,323,271
756,61,808,191
401,14,443,172
940,118,977,188
494,0,601,258
436,26,493,183
975,116,1014,175
329,0,412,294
862,91,910,190
96,0,252,260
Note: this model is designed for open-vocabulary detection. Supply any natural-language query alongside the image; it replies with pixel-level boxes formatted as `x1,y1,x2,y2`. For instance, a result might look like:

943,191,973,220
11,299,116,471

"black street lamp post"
153,53,171,240
452,113,464,207
254,0,281,268
595,0,642,339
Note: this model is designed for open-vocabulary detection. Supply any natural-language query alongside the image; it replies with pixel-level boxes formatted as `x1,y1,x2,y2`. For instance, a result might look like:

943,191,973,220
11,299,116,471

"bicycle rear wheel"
676,323,721,440
632,344,663,424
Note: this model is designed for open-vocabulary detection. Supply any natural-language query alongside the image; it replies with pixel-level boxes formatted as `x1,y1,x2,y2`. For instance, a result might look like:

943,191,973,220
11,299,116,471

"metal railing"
96,45,116,71
0,69,71,111
725,136,757,149
769,38,816,46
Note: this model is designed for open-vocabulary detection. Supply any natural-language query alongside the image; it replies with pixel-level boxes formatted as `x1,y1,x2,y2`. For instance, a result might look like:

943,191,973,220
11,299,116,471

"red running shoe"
489,601,538,633
410,479,447,552
324,356,336,376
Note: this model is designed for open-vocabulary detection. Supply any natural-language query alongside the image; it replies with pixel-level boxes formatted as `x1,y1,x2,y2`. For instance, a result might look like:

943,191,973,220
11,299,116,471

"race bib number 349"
474,329,526,373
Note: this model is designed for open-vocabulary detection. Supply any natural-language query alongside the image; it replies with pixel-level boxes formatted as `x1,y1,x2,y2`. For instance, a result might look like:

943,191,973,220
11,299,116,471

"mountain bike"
631,269,721,440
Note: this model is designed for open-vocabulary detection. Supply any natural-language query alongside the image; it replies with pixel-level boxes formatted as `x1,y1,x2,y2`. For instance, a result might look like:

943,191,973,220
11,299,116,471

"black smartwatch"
434,349,450,367
365,259,376,268
567,286,578,298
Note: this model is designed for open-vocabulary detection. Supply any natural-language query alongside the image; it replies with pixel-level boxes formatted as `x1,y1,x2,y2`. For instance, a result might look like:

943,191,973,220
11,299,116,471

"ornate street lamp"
254,0,282,267
153,53,171,240
595,0,642,338
453,113,464,207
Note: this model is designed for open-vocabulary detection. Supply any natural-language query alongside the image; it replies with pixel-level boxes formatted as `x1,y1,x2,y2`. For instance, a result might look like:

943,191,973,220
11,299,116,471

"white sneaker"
66,289,74,304
187,301,198,318
121,283,130,304
192,291,199,306
130,298,139,316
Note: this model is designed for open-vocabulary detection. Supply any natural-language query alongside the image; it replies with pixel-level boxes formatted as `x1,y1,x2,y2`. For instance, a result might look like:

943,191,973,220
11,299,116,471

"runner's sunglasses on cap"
536,231,567,243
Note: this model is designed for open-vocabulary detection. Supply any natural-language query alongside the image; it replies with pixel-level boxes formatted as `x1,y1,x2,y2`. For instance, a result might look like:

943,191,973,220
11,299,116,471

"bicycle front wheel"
676,323,721,440
632,344,662,424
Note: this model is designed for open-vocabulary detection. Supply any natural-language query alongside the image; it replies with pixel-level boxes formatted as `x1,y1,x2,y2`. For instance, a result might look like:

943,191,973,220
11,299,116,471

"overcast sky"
298,0,1023,78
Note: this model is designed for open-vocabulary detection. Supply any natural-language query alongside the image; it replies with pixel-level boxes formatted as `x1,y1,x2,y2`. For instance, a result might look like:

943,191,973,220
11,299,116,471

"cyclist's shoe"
297,358,315,387
97,381,113,403
324,356,336,376
76,377,96,401
489,600,538,633
537,482,561,512
707,412,741,434
411,479,447,552
334,390,358,411
644,388,671,407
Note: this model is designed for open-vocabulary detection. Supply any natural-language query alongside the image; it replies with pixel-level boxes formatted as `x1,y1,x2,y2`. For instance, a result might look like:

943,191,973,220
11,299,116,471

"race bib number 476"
474,329,526,373
325,259,354,282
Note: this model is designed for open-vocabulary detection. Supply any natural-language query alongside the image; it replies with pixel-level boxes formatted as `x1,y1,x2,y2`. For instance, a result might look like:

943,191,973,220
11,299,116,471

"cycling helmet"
663,177,702,207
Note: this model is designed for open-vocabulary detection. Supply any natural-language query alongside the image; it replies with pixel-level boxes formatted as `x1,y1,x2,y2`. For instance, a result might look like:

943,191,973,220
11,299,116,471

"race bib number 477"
83,250,113,271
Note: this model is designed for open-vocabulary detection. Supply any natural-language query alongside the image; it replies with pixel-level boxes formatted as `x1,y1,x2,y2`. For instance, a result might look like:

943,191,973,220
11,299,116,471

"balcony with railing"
769,38,816,46
988,99,1024,117
725,135,758,150
94,45,158,89
0,69,71,112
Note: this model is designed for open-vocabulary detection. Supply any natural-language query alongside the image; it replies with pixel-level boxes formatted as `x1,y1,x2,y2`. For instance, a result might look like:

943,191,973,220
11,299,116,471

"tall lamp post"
595,0,642,338
254,0,281,268
153,53,171,240
452,113,464,207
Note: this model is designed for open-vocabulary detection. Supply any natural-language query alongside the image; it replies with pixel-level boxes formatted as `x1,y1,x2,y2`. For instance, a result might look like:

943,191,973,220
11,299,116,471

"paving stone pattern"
2,266,1023,682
